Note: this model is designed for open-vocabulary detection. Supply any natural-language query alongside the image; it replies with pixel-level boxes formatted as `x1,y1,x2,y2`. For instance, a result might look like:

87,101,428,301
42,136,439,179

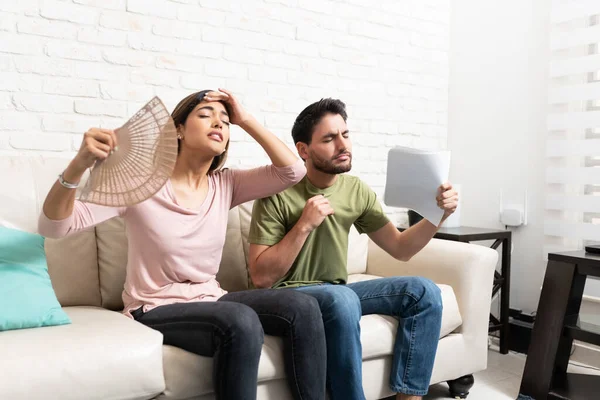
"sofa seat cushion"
160,334,286,399
348,273,463,341
0,306,165,400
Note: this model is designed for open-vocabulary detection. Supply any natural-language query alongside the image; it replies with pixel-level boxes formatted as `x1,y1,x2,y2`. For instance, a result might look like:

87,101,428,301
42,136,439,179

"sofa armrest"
366,238,498,340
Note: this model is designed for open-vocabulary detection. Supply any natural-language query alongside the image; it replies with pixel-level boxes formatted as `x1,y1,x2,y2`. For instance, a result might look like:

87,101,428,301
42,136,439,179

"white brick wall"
0,0,450,224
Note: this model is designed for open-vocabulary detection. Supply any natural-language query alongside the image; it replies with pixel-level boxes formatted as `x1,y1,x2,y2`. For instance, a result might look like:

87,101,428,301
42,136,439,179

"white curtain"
545,0,600,256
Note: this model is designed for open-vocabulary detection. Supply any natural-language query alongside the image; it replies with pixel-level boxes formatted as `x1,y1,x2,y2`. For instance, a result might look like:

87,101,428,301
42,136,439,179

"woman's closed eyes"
198,113,230,126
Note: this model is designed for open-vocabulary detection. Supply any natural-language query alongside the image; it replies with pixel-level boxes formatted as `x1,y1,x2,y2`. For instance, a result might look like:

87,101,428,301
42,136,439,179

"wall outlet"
501,208,525,226
499,190,528,227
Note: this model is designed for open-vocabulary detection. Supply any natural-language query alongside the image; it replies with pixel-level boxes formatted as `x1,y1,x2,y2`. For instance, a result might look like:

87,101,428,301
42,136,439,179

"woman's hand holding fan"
72,128,119,171
78,97,178,207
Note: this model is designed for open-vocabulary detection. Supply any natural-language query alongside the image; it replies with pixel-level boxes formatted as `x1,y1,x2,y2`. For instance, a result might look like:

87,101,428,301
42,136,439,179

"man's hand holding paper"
436,182,459,222
384,146,459,226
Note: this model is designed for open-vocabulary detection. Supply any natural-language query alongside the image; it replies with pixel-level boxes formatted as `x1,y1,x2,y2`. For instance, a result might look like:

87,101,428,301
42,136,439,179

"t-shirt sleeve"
353,181,390,234
249,195,288,246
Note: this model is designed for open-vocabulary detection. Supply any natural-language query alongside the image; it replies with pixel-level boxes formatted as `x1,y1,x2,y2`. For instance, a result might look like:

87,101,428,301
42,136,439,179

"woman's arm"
39,201,125,239
43,128,117,221
39,127,123,238
228,160,306,208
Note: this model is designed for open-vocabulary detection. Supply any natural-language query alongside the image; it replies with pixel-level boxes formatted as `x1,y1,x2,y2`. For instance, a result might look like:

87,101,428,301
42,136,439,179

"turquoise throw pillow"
0,226,71,331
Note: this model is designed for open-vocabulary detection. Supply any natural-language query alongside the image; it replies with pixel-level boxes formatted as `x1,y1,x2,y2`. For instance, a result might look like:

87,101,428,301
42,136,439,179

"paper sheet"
383,146,451,226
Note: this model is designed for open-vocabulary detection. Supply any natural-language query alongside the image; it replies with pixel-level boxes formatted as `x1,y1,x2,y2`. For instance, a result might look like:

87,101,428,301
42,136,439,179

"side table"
519,251,600,399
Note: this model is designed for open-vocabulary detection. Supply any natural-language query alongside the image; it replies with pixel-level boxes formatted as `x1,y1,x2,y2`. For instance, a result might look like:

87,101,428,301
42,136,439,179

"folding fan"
79,96,178,207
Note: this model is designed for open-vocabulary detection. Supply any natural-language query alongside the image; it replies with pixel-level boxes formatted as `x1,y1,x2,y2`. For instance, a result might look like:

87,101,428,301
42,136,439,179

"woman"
38,89,326,400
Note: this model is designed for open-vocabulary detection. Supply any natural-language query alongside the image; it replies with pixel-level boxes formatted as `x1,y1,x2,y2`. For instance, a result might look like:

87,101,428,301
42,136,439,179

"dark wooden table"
519,251,600,399
398,226,512,354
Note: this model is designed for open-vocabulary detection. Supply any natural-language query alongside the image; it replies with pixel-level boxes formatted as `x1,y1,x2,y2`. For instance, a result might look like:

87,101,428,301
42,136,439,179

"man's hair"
291,98,347,145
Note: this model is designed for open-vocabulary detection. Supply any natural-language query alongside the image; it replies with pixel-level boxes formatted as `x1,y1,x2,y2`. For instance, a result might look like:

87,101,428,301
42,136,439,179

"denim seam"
256,313,304,400
390,387,428,396
255,312,293,323
359,291,420,303
398,303,418,395
143,320,226,337
359,292,420,319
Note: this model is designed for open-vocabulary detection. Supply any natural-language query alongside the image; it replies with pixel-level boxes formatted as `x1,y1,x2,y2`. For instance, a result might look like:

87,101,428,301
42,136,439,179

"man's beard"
311,151,352,174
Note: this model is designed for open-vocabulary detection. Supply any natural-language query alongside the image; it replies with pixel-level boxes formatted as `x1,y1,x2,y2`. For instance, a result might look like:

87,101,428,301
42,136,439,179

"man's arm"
367,219,440,261
368,182,458,262
249,195,333,288
249,224,311,289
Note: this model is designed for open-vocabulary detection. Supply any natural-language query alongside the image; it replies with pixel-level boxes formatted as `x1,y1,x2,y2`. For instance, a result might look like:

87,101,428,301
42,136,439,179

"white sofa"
0,155,498,400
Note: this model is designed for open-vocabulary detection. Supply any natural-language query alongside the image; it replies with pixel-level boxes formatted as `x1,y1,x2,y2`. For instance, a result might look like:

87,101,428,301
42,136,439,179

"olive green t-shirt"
249,174,390,288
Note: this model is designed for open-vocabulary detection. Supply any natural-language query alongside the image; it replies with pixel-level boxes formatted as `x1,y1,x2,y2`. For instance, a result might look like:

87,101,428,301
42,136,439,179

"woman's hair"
171,90,232,173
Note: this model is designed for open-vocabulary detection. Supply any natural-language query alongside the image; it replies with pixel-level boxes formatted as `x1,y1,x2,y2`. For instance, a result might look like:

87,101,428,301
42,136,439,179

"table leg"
519,260,581,398
553,270,585,378
500,236,511,354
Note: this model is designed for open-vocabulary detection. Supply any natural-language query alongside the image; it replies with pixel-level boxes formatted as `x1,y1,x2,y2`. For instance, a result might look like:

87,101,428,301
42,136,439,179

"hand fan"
79,96,178,207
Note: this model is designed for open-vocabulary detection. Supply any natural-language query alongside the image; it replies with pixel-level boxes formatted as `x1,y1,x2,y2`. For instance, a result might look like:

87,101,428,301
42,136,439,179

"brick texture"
0,0,450,224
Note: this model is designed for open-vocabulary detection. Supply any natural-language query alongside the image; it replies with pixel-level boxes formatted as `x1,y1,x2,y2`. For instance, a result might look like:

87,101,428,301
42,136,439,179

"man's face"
301,113,352,174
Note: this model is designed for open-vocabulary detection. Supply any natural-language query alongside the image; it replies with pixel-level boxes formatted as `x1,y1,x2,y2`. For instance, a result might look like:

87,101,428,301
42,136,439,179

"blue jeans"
293,276,443,399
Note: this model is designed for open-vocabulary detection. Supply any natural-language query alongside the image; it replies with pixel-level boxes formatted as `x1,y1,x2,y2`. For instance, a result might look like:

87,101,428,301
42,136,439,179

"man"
248,98,458,400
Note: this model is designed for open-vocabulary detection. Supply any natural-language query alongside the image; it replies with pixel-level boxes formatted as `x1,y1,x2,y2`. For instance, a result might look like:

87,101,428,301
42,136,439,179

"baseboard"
583,295,600,305
573,295,600,369
571,341,600,369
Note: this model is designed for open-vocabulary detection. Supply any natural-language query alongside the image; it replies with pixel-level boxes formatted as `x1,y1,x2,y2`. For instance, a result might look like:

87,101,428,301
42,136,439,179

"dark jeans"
132,289,326,400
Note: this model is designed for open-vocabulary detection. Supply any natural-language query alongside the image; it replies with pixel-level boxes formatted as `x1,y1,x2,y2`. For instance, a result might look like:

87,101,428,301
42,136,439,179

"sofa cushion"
239,200,254,264
347,225,369,275
159,335,286,399
0,156,71,234
347,274,462,342
96,217,128,310
46,229,102,307
0,306,165,400
216,206,251,292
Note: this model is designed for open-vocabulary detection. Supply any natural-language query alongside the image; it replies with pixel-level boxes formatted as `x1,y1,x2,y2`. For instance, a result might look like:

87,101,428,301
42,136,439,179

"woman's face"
179,100,230,157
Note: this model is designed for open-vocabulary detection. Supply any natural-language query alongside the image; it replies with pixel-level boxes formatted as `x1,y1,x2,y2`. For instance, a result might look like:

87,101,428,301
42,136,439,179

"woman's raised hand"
72,128,118,172
203,88,252,127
